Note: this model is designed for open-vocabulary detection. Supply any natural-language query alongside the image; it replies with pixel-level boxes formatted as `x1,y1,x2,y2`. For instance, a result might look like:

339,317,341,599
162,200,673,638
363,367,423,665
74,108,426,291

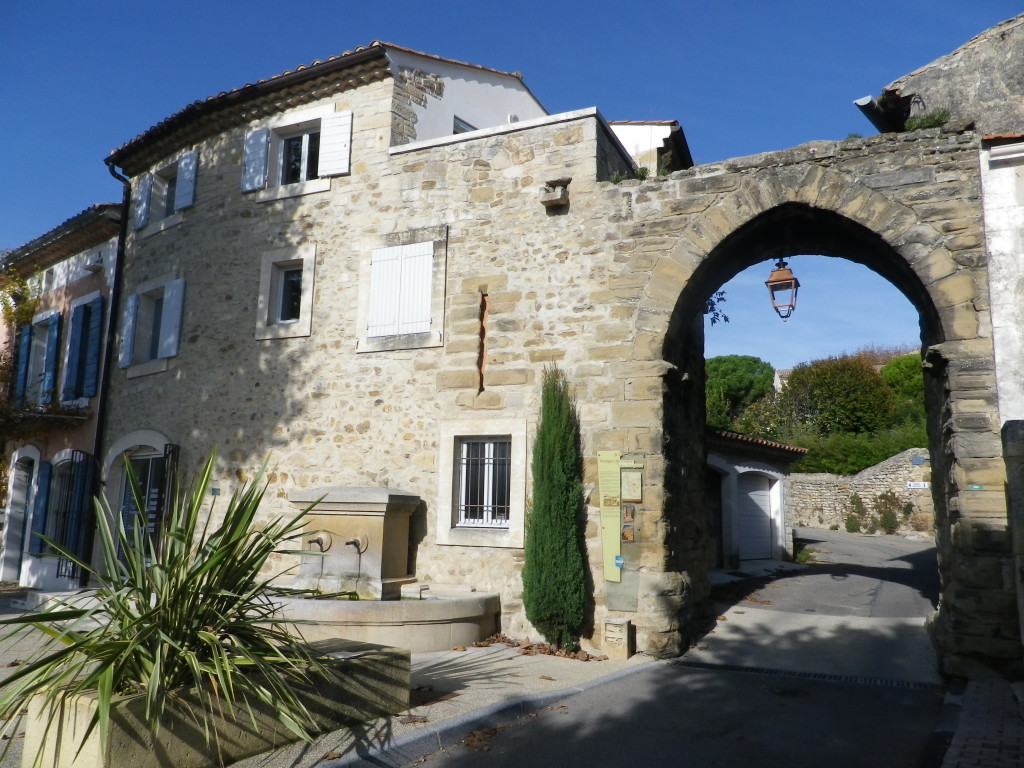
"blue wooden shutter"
29,462,52,555
157,279,185,359
399,242,433,335
39,313,61,405
62,305,86,401
82,296,104,397
119,294,140,368
66,453,95,561
13,325,32,408
242,128,270,192
319,111,353,177
134,174,152,230
174,151,198,210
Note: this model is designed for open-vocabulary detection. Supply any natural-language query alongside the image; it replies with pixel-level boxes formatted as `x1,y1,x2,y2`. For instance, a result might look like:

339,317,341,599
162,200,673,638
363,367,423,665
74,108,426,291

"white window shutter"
367,247,402,337
319,111,353,177
399,242,433,334
242,128,270,192
119,294,140,368
174,151,198,210
158,279,186,359
134,174,152,230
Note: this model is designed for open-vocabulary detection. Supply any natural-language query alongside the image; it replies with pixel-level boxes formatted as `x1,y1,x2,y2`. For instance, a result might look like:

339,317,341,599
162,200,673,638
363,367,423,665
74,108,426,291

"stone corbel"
540,177,571,208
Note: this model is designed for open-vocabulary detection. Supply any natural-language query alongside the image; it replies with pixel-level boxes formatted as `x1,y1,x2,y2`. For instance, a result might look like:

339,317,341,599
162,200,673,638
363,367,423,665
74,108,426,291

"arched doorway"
626,154,1006,673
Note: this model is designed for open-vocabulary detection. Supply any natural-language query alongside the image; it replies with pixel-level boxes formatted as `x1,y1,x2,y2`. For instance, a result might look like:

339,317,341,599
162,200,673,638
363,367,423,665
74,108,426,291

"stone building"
4,17,1024,674
0,204,121,591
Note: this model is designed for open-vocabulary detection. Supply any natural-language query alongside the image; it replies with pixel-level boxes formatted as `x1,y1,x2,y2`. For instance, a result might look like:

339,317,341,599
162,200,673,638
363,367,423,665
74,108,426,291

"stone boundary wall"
785,448,934,529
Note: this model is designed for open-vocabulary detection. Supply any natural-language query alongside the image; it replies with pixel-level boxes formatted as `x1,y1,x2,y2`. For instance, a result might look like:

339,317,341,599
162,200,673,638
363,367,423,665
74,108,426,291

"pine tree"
522,365,587,650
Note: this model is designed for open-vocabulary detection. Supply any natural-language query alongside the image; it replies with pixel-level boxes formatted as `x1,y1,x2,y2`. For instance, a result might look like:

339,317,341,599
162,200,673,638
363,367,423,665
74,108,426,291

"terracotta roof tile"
707,428,808,456
107,42,528,170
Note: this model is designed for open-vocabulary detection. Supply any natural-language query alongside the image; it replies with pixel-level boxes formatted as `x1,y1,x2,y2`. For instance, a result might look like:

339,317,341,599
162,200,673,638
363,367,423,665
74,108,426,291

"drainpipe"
81,159,130,586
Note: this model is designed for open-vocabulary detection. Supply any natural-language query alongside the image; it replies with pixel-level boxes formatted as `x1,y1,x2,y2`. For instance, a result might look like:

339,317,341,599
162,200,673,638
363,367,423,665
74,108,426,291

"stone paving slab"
941,679,1024,768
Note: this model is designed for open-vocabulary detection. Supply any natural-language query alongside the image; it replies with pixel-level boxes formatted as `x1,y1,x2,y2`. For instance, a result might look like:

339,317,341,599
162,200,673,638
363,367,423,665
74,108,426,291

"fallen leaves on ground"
539,675,555,681
463,723,511,751
321,752,342,760
400,714,430,724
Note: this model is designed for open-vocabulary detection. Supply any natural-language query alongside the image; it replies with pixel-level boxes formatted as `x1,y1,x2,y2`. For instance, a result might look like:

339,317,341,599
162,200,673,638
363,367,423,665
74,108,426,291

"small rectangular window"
453,116,477,134
275,265,303,324
456,437,511,528
255,245,315,340
280,130,321,185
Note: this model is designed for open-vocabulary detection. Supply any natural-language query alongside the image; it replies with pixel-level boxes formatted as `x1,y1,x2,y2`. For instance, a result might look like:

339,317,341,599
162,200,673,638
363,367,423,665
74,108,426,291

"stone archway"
621,139,1012,674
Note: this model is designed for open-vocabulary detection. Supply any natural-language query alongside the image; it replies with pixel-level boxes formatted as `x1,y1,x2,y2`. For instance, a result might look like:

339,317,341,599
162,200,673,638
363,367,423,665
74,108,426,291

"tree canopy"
705,355,774,424
785,356,895,435
717,351,926,474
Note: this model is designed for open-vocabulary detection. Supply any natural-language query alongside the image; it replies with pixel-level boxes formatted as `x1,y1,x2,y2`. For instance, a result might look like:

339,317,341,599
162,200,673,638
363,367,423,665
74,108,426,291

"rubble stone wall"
786,449,934,530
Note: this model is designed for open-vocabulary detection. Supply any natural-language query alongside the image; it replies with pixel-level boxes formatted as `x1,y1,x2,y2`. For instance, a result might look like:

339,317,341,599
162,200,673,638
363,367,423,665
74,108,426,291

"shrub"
0,450,328,761
879,508,899,535
845,515,862,533
904,108,950,131
522,366,588,651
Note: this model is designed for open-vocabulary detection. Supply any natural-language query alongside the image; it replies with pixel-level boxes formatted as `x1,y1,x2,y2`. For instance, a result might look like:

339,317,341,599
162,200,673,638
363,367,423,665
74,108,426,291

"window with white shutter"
242,105,351,202
357,227,447,353
119,277,185,375
133,151,198,234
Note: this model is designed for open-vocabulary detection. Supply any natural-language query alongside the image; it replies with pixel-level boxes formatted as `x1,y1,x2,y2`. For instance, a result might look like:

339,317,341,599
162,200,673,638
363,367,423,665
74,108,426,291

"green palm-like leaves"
0,450,326,763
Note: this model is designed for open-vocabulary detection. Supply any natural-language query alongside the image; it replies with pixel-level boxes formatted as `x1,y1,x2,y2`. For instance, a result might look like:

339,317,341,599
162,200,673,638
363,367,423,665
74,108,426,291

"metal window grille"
457,438,511,527
119,444,178,563
47,451,96,579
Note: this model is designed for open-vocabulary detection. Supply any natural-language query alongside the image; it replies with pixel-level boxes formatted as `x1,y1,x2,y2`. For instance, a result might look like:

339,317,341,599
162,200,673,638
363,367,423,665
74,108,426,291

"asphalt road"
405,528,947,768
406,663,944,768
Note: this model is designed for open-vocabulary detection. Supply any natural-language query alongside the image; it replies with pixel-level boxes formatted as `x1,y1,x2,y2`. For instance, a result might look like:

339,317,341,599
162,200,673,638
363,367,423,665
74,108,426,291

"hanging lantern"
765,259,800,321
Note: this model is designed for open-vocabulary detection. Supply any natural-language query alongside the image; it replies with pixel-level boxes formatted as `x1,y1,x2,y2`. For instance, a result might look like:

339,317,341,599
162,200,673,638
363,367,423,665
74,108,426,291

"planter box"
23,640,409,768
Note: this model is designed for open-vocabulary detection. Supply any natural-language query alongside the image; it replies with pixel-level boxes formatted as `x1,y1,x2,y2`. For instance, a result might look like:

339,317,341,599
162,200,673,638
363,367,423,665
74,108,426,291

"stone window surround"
121,273,183,379
436,417,527,549
355,225,447,353
250,104,335,204
135,149,198,239
255,244,316,340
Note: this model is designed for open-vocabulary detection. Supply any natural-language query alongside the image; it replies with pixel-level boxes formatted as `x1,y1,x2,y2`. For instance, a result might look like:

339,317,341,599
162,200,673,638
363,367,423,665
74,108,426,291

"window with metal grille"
43,451,96,580
119,444,178,561
456,437,511,527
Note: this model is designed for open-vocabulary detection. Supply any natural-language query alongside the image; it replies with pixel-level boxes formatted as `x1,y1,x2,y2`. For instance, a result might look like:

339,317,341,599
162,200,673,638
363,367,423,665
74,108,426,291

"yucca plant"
0,450,329,765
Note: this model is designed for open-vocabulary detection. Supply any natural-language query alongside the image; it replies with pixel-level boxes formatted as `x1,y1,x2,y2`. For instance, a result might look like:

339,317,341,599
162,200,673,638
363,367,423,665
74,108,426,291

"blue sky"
2,1,1017,366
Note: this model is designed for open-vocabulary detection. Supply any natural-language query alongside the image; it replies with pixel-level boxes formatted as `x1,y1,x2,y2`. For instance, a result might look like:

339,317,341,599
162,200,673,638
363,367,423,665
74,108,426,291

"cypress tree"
522,365,587,650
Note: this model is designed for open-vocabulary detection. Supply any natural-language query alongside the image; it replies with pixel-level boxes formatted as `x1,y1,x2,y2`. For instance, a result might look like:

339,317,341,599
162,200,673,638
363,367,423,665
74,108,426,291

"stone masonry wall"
103,60,1014,670
786,449,934,530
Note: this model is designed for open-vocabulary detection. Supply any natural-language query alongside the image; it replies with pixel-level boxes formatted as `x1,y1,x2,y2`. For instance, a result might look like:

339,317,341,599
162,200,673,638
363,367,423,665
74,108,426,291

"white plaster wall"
387,50,547,141
610,124,673,169
980,142,1024,425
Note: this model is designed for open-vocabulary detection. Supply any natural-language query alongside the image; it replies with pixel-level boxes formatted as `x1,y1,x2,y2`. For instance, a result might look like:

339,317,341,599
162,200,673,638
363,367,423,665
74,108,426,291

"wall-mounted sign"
907,481,930,489
614,555,625,568
621,468,643,503
968,484,984,490
598,452,623,583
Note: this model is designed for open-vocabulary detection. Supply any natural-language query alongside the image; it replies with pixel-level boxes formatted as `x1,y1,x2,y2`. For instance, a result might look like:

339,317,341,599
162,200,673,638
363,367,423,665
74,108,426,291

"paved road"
405,662,943,768
403,529,947,767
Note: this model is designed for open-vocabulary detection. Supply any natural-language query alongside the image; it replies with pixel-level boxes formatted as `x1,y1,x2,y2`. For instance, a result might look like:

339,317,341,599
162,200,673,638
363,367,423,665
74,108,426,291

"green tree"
705,355,774,422
881,352,925,425
705,384,732,429
522,366,587,650
785,356,895,435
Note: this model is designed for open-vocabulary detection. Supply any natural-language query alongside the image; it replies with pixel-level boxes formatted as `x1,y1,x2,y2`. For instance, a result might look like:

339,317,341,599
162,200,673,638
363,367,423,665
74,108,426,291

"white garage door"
737,473,772,560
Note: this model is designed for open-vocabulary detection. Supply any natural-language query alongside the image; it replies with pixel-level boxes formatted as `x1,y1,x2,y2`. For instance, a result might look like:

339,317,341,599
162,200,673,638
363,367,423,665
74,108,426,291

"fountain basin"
277,591,501,653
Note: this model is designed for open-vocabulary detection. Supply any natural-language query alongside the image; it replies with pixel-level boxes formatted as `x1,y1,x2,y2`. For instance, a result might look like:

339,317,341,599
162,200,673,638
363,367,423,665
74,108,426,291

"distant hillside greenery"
707,348,926,474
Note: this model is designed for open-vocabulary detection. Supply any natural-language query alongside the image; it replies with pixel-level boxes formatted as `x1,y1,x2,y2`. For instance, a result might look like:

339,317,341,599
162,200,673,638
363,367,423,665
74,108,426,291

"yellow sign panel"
597,451,622,582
